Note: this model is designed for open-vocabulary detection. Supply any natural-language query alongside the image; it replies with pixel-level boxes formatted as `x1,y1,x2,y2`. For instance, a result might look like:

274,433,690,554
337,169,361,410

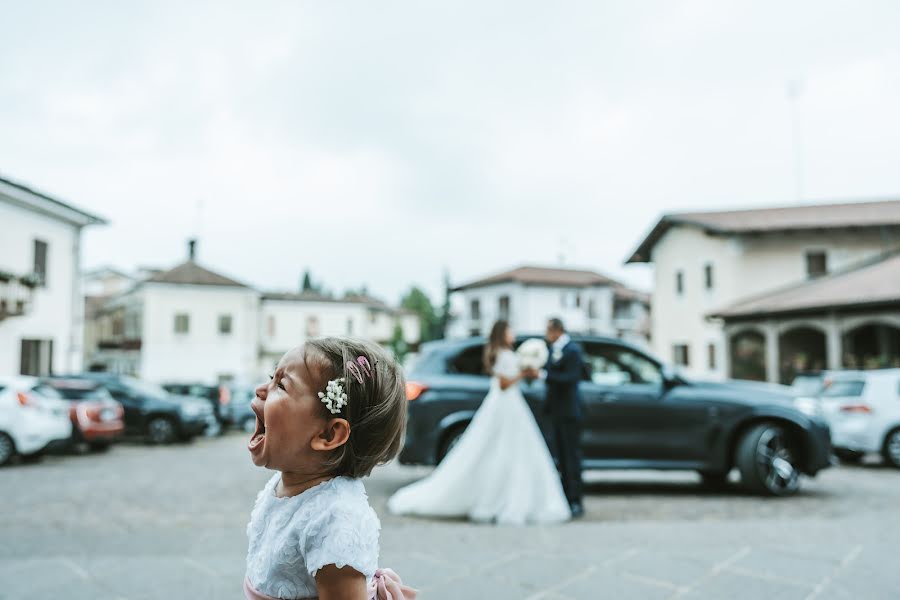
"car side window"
449,345,488,376
582,343,663,386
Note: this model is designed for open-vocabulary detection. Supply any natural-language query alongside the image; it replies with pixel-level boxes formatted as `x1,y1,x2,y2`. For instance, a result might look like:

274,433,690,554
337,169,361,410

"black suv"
401,336,833,496
70,374,212,444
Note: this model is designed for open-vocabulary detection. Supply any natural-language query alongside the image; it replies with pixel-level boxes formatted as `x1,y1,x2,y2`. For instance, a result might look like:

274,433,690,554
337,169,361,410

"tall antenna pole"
787,79,805,202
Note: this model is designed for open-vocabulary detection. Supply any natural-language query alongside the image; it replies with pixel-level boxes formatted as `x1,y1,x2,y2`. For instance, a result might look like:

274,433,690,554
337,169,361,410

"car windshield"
121,377,170,400
49,385,114,401
790,375,823,396
821,380,865,398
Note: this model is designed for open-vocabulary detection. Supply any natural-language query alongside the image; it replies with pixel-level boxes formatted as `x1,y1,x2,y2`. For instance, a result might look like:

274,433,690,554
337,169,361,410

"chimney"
188,238,197,261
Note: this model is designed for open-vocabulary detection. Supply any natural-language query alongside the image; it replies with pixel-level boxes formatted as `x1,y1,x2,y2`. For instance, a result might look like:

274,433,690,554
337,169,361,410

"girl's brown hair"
482,320,511,375
304,337,407,478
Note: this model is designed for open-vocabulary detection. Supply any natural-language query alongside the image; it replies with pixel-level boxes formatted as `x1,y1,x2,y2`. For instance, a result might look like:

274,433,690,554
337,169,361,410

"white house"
627,199,900,382
447,265,650,346
258,292,420,375
0,175,105,376
87,242,421,384
86,242,261,383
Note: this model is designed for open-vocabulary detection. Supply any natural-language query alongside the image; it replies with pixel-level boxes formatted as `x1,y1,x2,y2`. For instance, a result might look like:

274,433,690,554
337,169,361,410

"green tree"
301,269,314,292
401,286,441,342
388,323,408,359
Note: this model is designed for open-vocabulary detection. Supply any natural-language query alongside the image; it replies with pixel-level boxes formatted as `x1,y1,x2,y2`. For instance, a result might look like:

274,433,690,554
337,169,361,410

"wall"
0,201,81,375
140,284,260,383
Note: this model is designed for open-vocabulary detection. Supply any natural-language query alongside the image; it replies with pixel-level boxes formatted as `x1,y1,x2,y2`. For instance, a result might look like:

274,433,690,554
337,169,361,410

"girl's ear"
310,418,351,452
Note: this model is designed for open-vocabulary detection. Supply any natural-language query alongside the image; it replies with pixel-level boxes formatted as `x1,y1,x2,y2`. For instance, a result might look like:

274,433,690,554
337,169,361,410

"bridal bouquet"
516,338,549,371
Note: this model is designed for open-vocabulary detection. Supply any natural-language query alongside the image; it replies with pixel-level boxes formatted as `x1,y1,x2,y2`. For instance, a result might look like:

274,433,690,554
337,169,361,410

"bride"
388,320,571,525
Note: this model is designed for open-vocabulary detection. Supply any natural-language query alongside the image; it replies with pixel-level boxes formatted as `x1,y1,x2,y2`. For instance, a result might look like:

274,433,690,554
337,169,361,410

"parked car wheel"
147,417,177,445
882,428,900,469
0,432,15,466
736,423,801,496
834,448,865,464
241,416,257,434
438,425,467,463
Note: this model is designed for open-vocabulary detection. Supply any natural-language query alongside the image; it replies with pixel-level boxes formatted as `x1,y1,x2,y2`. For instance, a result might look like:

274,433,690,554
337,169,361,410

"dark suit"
544,339,585,506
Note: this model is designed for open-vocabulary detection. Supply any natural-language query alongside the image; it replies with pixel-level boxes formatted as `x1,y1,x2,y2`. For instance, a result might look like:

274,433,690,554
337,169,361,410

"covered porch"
710,253,900,384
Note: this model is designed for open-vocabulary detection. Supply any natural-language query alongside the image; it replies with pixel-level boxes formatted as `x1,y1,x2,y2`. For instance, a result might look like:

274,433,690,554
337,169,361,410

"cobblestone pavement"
1,433,898,599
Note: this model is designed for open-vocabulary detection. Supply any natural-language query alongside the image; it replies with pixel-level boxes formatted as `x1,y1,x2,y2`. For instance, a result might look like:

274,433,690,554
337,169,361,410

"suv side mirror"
661,365,680,389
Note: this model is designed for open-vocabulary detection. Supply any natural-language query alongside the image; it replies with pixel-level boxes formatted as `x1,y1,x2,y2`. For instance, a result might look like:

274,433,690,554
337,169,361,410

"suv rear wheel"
736,423,801,496
438,425,467,463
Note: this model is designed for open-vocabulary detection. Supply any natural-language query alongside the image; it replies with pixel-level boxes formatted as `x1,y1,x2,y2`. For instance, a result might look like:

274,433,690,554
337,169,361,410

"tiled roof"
627,199,900,264
709,252,900,320
144,261,249,288
452,265,624,291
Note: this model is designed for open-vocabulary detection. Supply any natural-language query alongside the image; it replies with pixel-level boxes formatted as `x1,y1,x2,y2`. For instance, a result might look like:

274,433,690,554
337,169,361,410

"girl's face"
504,326,515,347
249,346,332,473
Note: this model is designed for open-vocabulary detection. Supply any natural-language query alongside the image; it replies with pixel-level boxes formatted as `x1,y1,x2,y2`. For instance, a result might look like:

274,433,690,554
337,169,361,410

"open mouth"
248,403,266,453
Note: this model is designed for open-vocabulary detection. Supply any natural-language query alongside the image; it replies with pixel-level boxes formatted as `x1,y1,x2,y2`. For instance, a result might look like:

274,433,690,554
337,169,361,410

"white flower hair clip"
317,377,348,415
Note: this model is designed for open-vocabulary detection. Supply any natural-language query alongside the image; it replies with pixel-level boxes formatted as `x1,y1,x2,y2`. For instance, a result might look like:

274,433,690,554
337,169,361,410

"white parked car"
819,369,900,468
0,376,73,465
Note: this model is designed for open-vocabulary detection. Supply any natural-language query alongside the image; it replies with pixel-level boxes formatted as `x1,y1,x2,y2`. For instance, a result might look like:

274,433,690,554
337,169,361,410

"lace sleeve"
302,500,380,580
494,350,520,379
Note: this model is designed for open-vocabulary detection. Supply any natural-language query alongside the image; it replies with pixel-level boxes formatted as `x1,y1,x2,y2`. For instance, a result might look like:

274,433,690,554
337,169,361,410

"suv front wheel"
736,423,801,496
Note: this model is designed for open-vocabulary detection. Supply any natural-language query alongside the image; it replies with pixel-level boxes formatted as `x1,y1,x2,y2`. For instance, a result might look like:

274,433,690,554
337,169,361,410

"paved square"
1,433,898,599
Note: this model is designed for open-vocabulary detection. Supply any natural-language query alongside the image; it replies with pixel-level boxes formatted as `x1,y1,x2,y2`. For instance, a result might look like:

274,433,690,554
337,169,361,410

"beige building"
627,200,900,382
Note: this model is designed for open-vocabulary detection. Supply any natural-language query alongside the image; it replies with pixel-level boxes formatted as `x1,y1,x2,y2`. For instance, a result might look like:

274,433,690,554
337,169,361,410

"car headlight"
793,397,820,417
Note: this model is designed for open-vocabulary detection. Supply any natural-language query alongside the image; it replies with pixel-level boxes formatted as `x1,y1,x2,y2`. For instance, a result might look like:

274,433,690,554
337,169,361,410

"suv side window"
582,343,663,386
449,345,488,376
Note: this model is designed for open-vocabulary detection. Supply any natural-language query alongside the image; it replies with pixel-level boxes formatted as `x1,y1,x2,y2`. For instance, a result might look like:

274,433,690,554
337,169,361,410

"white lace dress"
388,349,571,525
246,474,379,599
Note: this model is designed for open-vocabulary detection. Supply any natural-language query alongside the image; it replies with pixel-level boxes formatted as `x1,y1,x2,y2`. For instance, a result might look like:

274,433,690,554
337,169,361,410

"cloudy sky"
2,1,899,304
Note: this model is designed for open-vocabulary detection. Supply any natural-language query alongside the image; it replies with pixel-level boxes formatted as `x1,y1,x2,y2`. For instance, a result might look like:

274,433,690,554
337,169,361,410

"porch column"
764,321,779,383
826,313,842,370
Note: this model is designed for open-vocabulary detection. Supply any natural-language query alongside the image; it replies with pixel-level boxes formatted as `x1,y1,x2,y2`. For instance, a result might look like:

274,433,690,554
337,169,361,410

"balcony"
0,272,39,321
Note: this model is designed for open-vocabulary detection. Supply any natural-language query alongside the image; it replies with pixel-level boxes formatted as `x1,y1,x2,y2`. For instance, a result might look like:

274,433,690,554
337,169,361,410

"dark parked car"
69,374,212,444
222,386,257,433
401,336,833,496
161,383,228,435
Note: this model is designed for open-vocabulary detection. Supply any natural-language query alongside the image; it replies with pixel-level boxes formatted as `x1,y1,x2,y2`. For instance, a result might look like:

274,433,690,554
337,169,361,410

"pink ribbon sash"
244,569,417,600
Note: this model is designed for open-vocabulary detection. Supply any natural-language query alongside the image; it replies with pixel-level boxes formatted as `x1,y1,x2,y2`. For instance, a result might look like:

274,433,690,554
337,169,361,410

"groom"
542,318,585,518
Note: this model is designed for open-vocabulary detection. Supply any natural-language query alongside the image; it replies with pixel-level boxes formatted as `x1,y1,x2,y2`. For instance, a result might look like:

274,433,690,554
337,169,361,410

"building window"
267,316,276,337
704,264,714,290
218,314,233,335
575,293,582,308
673,344,690,367
708,343,716,370
470,299,481,320
676,270,684,296
174,313,190,334
806,251,827,278
346,318,354,335
498,296,510,320
112,318,124,336
20,339,53,376
306,316,319,337
560,292,568,308
33,239,48,286
588,299,597,318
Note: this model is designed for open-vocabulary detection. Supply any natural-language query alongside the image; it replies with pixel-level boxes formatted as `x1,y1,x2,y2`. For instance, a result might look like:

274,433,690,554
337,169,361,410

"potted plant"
18,273,41,288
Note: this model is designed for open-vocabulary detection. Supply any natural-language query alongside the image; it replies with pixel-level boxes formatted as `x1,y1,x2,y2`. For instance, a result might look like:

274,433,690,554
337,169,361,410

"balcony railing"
0,272,38,322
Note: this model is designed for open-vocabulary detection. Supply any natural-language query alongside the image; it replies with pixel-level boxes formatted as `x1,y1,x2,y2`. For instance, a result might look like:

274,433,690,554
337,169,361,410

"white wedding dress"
388,349,571,525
